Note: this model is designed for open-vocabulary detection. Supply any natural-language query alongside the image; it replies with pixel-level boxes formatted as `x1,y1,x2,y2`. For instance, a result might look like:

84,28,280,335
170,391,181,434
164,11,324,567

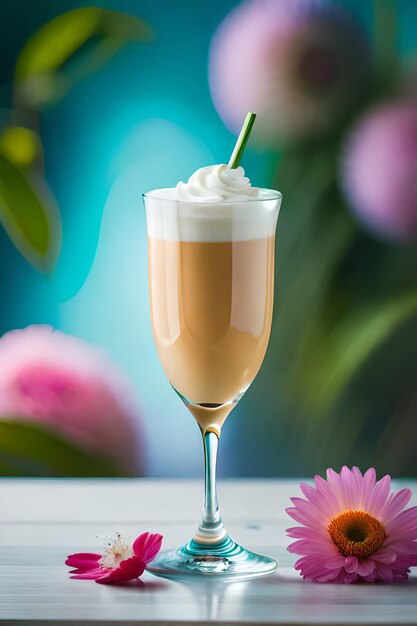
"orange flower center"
328,510,386,560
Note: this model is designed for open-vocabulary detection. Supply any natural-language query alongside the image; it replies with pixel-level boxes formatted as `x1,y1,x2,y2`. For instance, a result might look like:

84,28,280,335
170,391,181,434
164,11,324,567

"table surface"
0,478,416,625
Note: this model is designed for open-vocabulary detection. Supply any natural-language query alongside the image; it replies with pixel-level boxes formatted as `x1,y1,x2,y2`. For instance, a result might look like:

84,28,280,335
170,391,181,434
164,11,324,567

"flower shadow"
106,578,168,591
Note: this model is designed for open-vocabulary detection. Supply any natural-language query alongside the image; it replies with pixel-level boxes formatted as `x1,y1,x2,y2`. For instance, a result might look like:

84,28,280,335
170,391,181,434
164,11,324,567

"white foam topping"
176,164,260,202
145,164,281,242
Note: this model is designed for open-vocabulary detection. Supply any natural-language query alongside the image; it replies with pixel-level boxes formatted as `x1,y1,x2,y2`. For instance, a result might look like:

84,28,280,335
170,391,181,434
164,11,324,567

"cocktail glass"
143,188,282,580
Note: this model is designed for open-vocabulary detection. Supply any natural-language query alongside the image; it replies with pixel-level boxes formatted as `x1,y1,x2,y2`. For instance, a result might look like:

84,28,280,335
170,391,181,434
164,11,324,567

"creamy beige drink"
148,236,275,431
145,164,281,434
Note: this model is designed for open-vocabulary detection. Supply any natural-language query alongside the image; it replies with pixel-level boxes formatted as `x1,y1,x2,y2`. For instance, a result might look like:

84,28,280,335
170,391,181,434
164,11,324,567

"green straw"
228,112,256,169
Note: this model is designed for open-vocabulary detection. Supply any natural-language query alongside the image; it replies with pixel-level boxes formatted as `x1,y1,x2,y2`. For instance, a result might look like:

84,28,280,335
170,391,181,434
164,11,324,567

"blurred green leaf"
0,153,61,272
14,7,153,107
298,290,417,413
15,74,72,109
284,210,356,378
373,0,399,90
275,144,341,263
271,147,357,379
0,419,124,477
0,126,42,169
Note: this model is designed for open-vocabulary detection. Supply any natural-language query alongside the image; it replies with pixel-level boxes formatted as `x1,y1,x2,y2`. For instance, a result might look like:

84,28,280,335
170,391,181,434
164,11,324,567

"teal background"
1,0,417,476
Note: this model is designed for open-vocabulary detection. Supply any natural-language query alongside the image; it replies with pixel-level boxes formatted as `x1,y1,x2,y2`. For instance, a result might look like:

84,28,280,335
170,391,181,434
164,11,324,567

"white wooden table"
0,478,416,625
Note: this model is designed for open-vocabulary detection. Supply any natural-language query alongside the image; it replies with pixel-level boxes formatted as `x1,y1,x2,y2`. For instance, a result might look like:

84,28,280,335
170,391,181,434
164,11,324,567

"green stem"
228,112,256,169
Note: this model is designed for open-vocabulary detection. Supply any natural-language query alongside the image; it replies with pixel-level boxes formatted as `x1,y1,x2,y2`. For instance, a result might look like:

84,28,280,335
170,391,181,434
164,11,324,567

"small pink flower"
286,466,417,583
0,325,144,474
66,532,163,584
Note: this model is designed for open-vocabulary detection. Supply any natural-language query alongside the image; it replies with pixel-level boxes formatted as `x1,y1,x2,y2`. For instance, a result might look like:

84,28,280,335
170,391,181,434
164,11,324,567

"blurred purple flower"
209,0,370,145
341,103,417,240
0,326,144,474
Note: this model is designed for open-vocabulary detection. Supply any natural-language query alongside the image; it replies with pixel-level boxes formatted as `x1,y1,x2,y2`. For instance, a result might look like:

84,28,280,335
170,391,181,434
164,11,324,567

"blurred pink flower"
0,325,144,474
209,0,370,145
66,531,163,584
286,466,417,583
341,102,417,240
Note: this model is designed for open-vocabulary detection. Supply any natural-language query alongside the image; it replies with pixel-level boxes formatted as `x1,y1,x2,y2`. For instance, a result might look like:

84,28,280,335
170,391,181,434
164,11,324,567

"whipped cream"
145,164,281,242
176,164,260,202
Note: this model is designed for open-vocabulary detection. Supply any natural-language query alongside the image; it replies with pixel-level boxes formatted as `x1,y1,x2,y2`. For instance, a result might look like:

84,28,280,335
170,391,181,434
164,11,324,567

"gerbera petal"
300,482,335,519
314,475,340,515
287,538,333,555
285,505,321,528
367,474,391,517
299,483,323,509
316,568,344,583
65,553,101,570
295,556,340,581
373,562,397,581
386,506,417,535
71,568,110,580
356,560,375,576
300,482,316,501
383,539,417,554
96,556,146,584
133,532,163,563
372,548,396,564
286,526,328,539
362,467,377,507
290,497,328,525
340,466,355,509
344,556,358,573
380,489,412,524
326,468,345,508
395,553,417,568
286,506,307,525
342,572,358,584
351,466,364,508
323,555,345,569
290,496,307,507
293,556,311,571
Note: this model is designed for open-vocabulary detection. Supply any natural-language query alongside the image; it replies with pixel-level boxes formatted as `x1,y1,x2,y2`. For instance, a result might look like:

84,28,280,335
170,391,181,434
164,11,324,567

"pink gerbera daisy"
66,532,162,584
286,467,417,583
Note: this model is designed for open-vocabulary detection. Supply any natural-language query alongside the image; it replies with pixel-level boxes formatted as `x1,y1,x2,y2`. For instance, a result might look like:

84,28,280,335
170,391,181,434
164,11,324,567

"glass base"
146,535,277,581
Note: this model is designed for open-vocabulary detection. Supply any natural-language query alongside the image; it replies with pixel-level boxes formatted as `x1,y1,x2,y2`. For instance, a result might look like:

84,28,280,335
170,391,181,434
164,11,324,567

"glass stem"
194,430,227,545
